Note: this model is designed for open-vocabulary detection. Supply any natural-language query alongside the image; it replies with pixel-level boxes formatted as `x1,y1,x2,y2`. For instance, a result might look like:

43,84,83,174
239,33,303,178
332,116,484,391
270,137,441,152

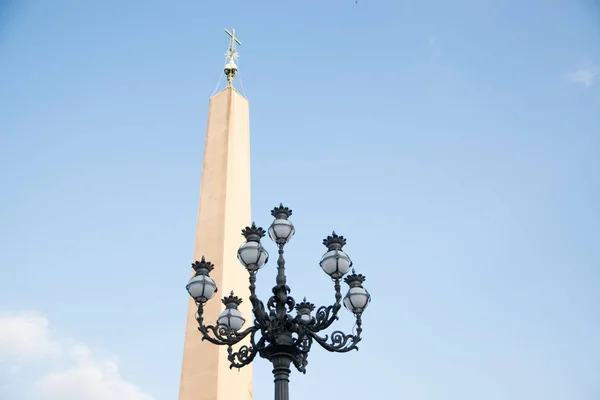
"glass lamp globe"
343,286,371,313
269,204,294,244
186,257,218,303
218,292,246,332
298,312,311,324
320,232,352,279
320,249,352,279
269,218,295,244
186,274,217,303
217,308,246,332
343,271,371,314
237,241,269,271
238,223,269,271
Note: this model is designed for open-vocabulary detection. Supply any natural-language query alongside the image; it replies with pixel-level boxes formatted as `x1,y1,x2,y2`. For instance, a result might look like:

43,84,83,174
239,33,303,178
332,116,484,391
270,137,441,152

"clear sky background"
1,0,599,399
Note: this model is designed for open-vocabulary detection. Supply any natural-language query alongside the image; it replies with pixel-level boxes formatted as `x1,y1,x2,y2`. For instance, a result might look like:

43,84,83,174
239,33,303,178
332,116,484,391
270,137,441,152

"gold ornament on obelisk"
224,28,241,87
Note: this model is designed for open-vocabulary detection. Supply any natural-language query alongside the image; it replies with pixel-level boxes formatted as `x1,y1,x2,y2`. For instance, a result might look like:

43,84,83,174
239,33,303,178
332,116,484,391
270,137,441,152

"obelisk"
179,29,253,400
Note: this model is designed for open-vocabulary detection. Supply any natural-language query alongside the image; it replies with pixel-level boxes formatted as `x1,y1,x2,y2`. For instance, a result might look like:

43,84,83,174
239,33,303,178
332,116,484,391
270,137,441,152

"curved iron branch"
199,323,257,346
309,313,363,353
310,279,342,332
292,334,313,373
196,303,257,346
227,329,267,369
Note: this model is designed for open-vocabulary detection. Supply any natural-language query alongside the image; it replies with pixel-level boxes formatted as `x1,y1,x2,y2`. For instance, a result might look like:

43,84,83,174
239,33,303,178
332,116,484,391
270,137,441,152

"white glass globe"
343,287,370,313
186,275,217,302
298,312,312,324
268,219,295,243
237,241,268,270
217,308,246,332
320,249,352,279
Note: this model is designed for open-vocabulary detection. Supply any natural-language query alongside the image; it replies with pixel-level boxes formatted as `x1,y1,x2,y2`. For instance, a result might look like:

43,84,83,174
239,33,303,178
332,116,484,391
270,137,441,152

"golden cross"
225,28,241,54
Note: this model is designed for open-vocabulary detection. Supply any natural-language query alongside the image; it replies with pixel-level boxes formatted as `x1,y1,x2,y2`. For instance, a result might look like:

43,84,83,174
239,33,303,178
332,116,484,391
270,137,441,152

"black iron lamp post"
186,204,371,400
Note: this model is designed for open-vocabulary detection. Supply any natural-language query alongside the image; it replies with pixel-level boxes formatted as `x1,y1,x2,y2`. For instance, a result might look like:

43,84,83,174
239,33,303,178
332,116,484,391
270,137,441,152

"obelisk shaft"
179,87,252,400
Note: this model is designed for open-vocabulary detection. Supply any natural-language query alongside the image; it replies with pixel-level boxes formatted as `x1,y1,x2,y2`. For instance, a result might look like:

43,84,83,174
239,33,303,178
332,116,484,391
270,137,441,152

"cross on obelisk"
224,28,241,87
179,29,252,400
225,28,241,54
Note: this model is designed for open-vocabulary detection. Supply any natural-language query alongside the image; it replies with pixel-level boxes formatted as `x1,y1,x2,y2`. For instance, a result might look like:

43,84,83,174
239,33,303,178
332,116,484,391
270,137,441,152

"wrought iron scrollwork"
227,329,266,369
196,303,256,347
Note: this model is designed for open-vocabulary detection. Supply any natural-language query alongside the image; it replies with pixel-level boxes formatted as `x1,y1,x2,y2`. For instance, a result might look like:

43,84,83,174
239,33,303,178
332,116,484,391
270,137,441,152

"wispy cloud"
0,312,153,400
567,67,597,87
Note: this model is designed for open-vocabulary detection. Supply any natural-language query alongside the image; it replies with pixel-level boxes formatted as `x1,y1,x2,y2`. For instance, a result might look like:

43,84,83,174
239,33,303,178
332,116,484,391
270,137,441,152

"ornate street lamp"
186,204,371,400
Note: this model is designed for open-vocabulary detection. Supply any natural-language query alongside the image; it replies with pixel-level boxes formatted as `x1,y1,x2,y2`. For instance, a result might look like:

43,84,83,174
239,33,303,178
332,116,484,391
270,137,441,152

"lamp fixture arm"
310,278,343,332
196,303,257,346
227,328,266,369
308,313,363,353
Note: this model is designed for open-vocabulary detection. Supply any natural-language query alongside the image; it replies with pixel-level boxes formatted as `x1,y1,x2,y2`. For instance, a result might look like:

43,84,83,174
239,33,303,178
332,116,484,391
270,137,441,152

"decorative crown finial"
271,203,293,219
344,270,366,287
241,222,266,241
222,291,243,307
295,297,315,312
322,231,347,249
192,256,215,274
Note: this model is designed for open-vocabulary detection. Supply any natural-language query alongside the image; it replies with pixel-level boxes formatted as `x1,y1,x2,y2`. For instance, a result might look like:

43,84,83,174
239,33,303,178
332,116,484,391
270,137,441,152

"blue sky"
1,0,599,399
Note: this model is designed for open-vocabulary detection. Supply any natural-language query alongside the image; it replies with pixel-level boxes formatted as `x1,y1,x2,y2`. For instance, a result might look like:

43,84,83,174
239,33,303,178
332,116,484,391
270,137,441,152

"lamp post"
186,204,371,400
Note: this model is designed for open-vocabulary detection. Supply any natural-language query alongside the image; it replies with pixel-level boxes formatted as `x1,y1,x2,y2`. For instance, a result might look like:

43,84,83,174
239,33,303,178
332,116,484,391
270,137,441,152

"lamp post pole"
186,204,371,400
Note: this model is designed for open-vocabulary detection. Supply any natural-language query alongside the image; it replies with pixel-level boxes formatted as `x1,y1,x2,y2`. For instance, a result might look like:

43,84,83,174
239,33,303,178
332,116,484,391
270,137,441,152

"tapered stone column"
178,85,253,400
